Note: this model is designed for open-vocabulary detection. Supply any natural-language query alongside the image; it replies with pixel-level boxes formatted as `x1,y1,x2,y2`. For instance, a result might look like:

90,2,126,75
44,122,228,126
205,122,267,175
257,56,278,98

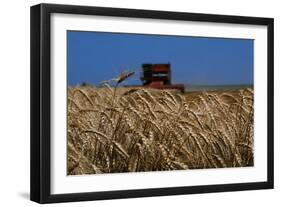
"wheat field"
67,81,254,175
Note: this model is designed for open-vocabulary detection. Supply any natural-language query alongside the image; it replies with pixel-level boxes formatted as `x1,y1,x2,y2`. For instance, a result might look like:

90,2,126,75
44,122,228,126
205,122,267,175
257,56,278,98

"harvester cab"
140,63,184,92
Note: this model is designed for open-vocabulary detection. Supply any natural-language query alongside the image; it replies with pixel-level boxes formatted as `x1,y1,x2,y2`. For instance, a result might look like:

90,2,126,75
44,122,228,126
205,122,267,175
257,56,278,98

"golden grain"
67,82,254,174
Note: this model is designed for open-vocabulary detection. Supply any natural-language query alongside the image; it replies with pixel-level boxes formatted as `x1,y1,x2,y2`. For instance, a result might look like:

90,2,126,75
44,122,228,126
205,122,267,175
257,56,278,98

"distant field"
67,85,254,175
184,84,253,92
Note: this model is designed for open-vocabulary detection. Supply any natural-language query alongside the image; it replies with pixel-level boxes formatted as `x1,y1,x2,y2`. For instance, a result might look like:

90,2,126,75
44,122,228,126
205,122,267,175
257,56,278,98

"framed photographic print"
30,3,274,203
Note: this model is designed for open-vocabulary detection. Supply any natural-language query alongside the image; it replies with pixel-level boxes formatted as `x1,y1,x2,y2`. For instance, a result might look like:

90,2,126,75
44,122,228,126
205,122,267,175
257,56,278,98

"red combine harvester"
140,63,184,92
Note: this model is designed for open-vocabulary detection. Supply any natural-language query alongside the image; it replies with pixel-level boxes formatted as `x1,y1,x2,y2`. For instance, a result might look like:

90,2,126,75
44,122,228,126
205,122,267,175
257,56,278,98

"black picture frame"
30,3,274,204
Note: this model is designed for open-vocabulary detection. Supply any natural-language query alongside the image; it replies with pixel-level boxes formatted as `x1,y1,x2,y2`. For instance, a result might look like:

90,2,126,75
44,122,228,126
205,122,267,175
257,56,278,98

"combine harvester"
140,63,184,93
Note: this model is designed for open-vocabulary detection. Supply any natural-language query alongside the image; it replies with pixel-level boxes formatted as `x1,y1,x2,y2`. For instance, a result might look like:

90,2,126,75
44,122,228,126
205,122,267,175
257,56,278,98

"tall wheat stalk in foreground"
67,74,254,175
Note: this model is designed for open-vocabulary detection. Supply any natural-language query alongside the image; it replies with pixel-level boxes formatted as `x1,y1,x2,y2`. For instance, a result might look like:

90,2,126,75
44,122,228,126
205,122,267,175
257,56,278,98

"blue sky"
67,31,253,86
